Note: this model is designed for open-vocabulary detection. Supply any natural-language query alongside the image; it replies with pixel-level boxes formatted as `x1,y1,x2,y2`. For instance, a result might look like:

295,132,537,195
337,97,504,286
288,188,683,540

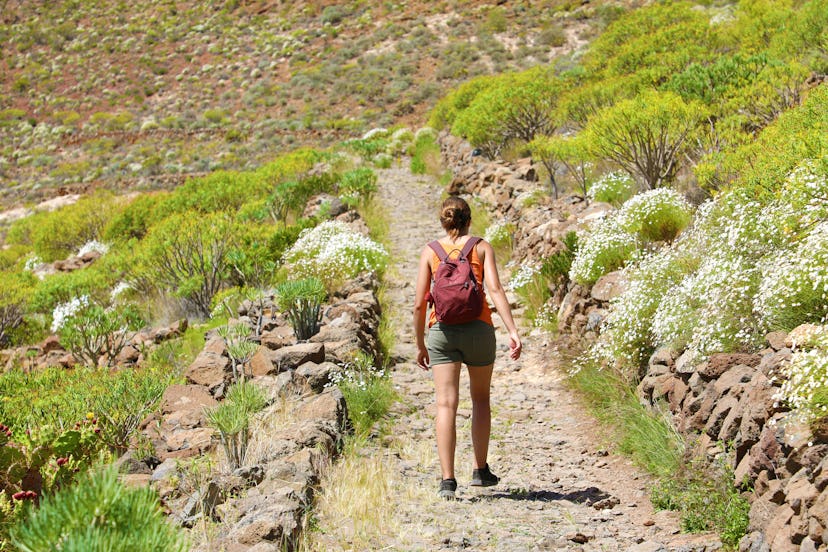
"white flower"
77,240,109,256
51,295,89,333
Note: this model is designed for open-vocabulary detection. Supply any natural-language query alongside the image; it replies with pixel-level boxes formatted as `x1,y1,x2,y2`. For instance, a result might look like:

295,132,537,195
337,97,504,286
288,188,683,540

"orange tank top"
428,240,493,328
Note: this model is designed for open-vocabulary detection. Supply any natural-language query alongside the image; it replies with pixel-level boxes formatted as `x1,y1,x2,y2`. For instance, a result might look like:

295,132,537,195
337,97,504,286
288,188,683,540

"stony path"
314,166,721,551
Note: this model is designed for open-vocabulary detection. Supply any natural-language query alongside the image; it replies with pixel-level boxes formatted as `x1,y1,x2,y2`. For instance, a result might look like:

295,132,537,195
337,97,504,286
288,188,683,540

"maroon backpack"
426,237,483,324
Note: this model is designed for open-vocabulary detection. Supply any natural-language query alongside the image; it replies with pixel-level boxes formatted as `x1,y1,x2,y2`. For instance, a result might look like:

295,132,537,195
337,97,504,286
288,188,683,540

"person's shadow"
469,486,610,504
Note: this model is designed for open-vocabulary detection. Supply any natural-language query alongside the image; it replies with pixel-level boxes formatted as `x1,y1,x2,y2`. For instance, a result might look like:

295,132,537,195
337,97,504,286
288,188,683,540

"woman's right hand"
509,331,522,360
417,345,430,370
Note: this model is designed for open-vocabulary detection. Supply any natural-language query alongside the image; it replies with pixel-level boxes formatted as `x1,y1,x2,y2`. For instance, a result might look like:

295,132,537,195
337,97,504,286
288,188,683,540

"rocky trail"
312,167,722,551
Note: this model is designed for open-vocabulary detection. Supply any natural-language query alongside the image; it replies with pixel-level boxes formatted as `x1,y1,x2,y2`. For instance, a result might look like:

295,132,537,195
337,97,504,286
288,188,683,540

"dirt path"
315,166,721,551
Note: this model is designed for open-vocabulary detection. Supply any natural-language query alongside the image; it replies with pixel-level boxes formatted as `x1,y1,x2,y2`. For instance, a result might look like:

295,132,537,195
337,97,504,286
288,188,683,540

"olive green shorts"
427,320,497,367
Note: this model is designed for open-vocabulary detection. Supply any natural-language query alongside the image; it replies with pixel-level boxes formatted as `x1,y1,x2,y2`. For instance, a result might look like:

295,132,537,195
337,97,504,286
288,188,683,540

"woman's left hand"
509,331,522,360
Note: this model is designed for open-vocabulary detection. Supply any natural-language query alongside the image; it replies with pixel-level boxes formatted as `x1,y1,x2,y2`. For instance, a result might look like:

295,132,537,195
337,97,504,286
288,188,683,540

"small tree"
585,90,705,189
529,134,593,201
0,271,33,347
452,68,563,158
57,300,144,368
131,211,239,318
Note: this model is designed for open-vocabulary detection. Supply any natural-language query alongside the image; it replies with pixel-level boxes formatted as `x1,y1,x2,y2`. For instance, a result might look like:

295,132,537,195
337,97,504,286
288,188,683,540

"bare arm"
413,246,434,370
479,240,522,360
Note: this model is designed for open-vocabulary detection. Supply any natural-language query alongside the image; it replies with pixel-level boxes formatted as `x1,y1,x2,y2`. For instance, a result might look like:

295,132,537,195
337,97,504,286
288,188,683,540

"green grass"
568,358,750,546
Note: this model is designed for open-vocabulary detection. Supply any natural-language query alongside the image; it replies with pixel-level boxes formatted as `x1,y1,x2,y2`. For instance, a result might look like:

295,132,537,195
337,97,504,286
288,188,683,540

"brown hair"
440,196,471,239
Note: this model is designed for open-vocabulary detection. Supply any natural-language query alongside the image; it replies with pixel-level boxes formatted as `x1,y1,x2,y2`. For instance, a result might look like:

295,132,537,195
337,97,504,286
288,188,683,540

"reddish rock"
700,353,760,379
40,335,65,354
266,343,325,374
250,347,274,377
766,331,788,351
590,271,626,302
260,326,294,350
184,351,230,390
786,470,820,513
160,384,217,415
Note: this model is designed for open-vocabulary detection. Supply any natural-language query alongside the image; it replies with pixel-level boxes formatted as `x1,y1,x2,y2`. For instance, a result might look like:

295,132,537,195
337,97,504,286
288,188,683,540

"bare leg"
468,364,494,469
432,362,461,480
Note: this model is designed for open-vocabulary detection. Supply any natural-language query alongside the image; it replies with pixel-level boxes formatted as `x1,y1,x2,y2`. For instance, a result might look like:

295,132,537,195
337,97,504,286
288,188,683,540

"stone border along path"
314,165,724,551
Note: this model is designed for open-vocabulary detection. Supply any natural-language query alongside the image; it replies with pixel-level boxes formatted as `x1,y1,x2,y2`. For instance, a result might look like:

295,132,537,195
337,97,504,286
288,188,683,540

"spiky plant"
275,277,327,340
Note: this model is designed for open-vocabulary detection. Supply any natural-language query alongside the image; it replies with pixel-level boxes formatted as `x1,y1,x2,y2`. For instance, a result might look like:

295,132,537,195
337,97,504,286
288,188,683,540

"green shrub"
0,271,35,347
409,129,441,175
102,192,170,242
331,352,394,436
205,380,267,469
589,171,636,206
617,188,693,243
338,167,377,207
452,67,563,158
31,267,114,315
7,192,121,262
56,299,144,368
10,465,188,552
652,453,750,547
275,277,327,341
129,211,241,318
584,90,705,189
282,221,388,289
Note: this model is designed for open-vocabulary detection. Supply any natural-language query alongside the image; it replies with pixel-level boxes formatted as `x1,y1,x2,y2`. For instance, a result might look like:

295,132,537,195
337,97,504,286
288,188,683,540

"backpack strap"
427,236,481,263
459,236,481,261
427,240,448,262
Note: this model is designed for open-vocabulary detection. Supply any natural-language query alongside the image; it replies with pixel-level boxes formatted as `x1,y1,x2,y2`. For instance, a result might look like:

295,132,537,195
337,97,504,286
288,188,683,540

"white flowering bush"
778,161,828,232
758,221,828,331
508,263,540,292
386,127,414,156
589,171,636,206
23,255,42,273
51,295,89,333
617,188,693,243
77,240,109,257
361,128,388,140
484,221,515,250
591,249,693,376
774,326,828,423
282,221,388,287
570,218,638,285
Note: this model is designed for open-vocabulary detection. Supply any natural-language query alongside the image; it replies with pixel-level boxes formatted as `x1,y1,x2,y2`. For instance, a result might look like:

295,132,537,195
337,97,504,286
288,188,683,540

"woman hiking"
413,196,522,500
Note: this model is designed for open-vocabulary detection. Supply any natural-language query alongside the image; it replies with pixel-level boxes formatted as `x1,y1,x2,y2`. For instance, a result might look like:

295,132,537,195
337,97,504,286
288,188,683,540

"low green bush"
409,129,441,175
0,271,35,347
338,167,378,207
55,298,144,368
7,192,121,262
282,221,389,289
9,465,188,551
617,188,693,243
589,171,636,206
651,453,750,547
205,380,267,469
275,277,327,340
331,352,395,437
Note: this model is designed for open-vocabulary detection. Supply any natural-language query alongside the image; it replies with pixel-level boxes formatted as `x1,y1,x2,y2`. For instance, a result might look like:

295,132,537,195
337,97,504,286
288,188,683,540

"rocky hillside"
0,0,631,208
